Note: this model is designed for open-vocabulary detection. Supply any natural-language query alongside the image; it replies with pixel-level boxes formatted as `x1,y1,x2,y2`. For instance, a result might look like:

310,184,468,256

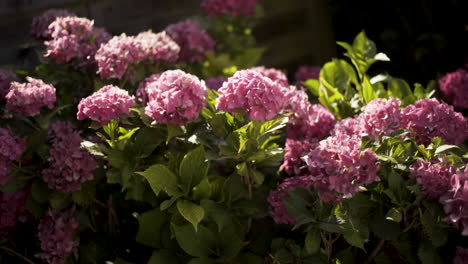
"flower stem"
0,246,37,264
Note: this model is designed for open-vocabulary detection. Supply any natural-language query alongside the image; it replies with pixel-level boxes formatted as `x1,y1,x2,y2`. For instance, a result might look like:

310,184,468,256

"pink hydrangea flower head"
45,16,111,67
134,30,180,62
0,189,28,239
145,70,207,125
305,134,380,203
251,66,289,87
0,69,19,99
294,65,320,86
166,19,215,63
454,247,468,264
280,138,318,176
440,168,468,236
267,176,313,225
330,117,362,137
77,85,135,125
439,69,468,109
42,121,97,193
402,98,467,145
287,102,336,141
216,69,291,121
0,128,27,184
36,209,79,264
409,159,458,200
360,98,403,140
5,77,56,116
201,0,259,17
136,74,160,105
30,9,76,40
205,76,226,91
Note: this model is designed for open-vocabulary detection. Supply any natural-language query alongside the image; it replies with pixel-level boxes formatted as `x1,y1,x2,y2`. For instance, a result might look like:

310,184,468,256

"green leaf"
179,146,209,193
147,250,179,264
352,31,377,60
177,200,205,231
304,79,320,96
49,192,71,211
115,258,134,264
200,200,232,232
223,175,245,202
187,258,216,264
71,183,95,206
370,213,400,241
304,228,321,254
435,145,459,155
362,76,377,103
418,240,443,264
133,127,164,158
166,124,185,143
173,224,216,257
191,178,212,201
420,208,448,247
385,208,402,222
31,180,51,203
137,209,166,248
26,195,45,219
387,78,415,106
137,164,180,196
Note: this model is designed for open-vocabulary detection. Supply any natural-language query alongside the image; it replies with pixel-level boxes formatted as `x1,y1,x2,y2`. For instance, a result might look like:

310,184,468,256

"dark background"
0,0,467,84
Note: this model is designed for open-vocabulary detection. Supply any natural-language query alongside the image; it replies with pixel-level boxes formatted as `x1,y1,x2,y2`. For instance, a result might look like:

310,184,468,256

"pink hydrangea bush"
30,9,76,40
251,66,289,87
42,122,97,193
45,16,111,67
439,69,468,109
205,76,226,91
0,69,19,99
36,209,79,264
267,176,313,225
6,77,56,116
402,99,467,145
287,103,336,141
0,128,27,185
136,73,160,105
145,70,207,125
0,189,28,239
294,65,320,86
77,85,135,125
440,168,468,236
409,159,458,200
359,98,403,140
216,69,291,121
330,117,362,137
280,138,318,176
201,0,259,17
166,19,215,63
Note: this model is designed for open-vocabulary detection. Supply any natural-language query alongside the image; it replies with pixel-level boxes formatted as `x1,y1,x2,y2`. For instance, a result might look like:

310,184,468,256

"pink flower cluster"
136,73,160,105
0,69,19,99
42,122,97,193
439,69,468,109
96,31,180,80
0,128,27,185
294,65,320,86
402,99,467,145
216,69,291,121
454,247,468,264
359,98,403,140
305,134,380,202
36,210,79,264
205,76,226,91
440,168,468,236
166,19,215,63
251,66,289,87
287,103,336,141
330,117,361,137
267,176,312,225
145,70,207,125
201,0,259,17
77,85,135,125
409,159,458,200
30,9,76,40
280,138,318,176
0,189,28,239
45,16,111,67
6,77,56,116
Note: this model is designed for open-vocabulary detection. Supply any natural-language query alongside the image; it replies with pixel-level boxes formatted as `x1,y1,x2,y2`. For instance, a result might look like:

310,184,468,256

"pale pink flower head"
360,98,403,140
134,30,180,62
205,76,226,91
409,159,458,200
294,65,320,86
201,0,259,17
145,70,207,125
453,246,468,264
136,74,160,106
30,9,76,40
77,85,135,125
402,99,467,145
6,77,56,116
42,122,97,193
166,19,215,63
440,168,468,236
251,66,289,87
36,209,79,264
216,69,291,121
267,176,313,225
0,128,27,185
439,69,468,109
0,69,19,99
330,117,362,137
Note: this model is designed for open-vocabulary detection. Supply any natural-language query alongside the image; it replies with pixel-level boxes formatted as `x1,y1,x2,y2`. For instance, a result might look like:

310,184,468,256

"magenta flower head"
280,138,318,176
360,98,403,140
45,16,111,67
402,98,467,145
205,76,226,91
136,74,160,106
201,0,259,17
0,128,27,185
6,77,56,116
216,69,291,121
144,70,207,125
0,69,19,99
409,159,458,200
0,188,28,239
287,103,336,141
36,209,79,264
440,168,468,236
77,85,135,125
42,122,97,193
439,69,468,109
251,66,289,87
454,247,468,264
30,9,76,40
166,19,215,63
267,176,313,225
294,65,320,86
305,134,380,203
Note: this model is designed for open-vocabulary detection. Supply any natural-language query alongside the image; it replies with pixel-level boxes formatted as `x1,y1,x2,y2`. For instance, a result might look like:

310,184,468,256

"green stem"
0,246,37,264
